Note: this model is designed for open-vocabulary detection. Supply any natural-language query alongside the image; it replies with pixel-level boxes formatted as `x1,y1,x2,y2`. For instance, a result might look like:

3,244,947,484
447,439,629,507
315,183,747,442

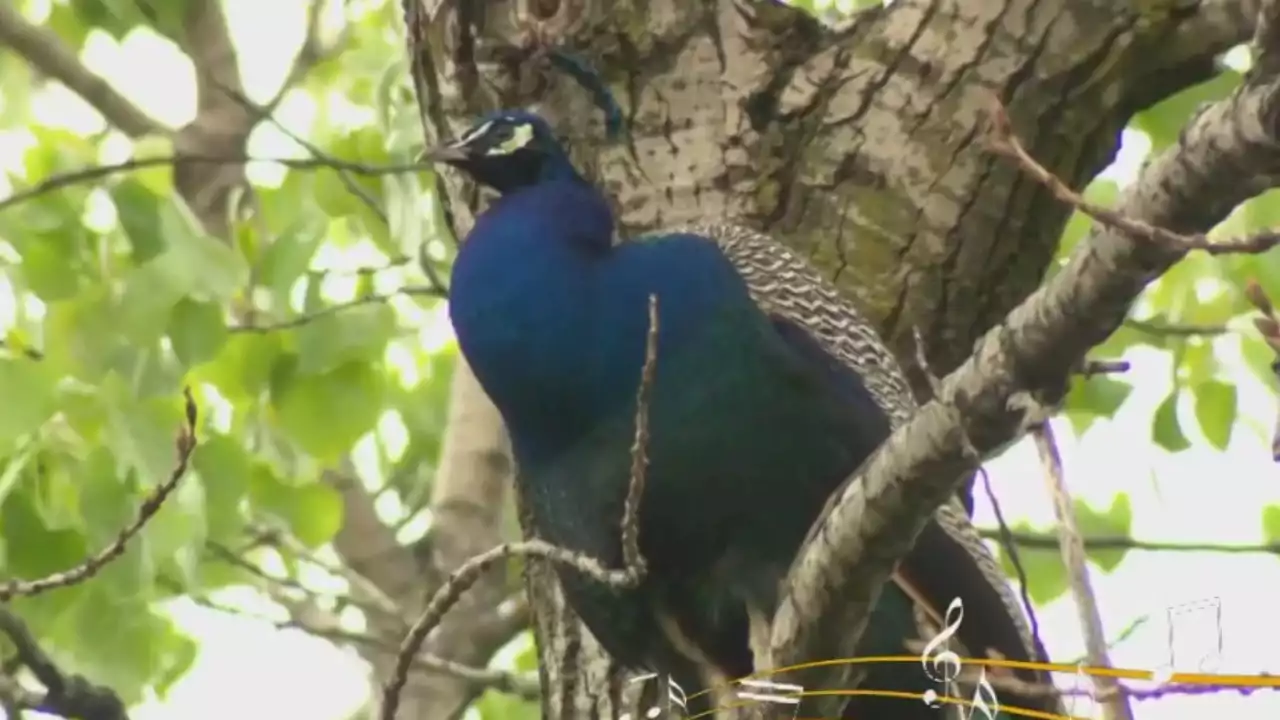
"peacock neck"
449,178,623,462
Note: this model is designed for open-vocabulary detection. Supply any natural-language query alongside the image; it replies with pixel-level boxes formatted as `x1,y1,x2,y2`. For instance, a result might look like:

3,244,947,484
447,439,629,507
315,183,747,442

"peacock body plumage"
434,109,1060,719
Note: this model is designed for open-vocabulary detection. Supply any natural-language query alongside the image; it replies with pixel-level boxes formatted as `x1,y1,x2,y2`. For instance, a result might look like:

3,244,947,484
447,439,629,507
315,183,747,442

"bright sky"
6,1,1280,718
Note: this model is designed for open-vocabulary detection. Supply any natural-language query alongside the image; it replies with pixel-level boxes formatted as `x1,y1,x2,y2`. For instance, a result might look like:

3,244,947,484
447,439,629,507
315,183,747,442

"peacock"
431,107,1061,719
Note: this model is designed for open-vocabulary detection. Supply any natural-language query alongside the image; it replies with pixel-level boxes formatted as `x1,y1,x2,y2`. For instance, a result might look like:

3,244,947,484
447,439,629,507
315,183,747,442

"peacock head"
424,110,582,194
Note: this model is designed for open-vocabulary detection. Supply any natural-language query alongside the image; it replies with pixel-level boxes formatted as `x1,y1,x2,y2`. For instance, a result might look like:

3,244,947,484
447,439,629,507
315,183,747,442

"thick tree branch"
0,3,163,136
770,24,1280,716
0,607,129,720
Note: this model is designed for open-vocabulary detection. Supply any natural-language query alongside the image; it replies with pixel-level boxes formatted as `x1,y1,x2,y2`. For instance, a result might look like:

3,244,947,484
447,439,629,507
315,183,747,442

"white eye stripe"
484,123,535,156
457,119,495,146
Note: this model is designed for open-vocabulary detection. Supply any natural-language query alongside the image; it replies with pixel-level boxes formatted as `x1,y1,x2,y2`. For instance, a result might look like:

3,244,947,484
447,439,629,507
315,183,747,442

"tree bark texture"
403,0,1246,717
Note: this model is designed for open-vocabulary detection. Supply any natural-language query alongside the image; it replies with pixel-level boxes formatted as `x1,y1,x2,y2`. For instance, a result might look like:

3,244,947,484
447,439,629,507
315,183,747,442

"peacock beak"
421,142,472,164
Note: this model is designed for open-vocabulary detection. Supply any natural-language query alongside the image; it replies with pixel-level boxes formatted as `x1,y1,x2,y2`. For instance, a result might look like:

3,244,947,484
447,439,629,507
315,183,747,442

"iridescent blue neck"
448,179,617,457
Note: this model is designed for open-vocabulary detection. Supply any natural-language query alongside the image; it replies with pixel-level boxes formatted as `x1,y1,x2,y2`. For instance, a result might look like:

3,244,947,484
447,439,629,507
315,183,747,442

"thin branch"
0,4,163,137
0,606,129,720
378,294,662,720
0,388,198,601
203,540,404,626
1033,423,1134,720
1125,318,1231,337
978,469,1042,655
255,524,408,622
263,0,349,113
977,529,1280,555
0,154,427,214
175,585,539,700
228,285,446,334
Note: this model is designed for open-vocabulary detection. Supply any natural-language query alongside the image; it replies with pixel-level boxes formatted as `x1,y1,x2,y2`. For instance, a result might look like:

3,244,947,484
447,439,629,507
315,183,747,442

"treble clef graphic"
919,597,965,708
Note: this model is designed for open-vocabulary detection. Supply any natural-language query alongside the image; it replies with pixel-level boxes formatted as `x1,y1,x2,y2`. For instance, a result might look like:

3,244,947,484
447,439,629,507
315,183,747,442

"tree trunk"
402,0,1240,716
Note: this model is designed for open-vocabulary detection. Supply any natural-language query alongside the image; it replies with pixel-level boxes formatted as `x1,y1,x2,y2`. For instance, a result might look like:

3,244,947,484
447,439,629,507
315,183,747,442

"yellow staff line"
687,688,1090,720
679,655,1279,711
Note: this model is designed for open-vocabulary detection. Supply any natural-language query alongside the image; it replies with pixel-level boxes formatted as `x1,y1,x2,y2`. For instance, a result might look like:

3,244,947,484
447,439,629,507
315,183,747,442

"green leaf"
80,447,152,597
258,217,325,305
149,228,250,303
1054,179,1120,265
167,298,228,367
32,451,83,532
476,689,540,720
1263,505,1280,543
194,332,284,401
288,482,345,547
142,466,206,589
1193,379,1237,450
270,359,386,460
16,232,83,301
111,178,167,263
295,303,396,374
995,526,1070,606
118,263,187,345
0,491,89,578
1074,494,1132,572
1151,390,1191,452
1063,374,1133,435
191,435,250,541
1135,69,1243,151
0,355,58,451
103,377,185,482
247,463,343,546
43,285,126,381
131,134,176,195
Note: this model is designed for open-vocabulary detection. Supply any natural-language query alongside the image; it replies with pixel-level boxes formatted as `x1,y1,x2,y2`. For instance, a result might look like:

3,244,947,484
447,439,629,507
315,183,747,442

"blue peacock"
431,104,1061,719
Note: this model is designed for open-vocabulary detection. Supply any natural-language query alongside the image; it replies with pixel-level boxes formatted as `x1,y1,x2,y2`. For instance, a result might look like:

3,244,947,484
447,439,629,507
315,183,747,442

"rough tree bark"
403,0,1254,717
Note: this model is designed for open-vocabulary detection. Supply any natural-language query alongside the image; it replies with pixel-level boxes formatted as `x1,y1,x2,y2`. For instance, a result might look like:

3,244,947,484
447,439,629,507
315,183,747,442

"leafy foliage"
0,0,464,713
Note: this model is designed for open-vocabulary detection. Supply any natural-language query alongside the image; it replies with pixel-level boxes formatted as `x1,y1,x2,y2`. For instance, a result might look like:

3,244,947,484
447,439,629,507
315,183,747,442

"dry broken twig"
378,295,663,720
0,387,199,601
1032,423,1134,720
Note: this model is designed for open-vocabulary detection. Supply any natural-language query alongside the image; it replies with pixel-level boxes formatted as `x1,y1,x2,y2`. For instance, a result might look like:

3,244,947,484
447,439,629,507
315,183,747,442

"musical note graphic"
619,672,688,720
919,597,965,708
1155,597,1224,679
1062,663,1096,720
965,668,1002,720
732,678,804,720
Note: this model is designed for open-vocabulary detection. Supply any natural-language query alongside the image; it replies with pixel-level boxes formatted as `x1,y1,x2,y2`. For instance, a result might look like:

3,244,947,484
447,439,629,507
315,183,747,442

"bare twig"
1032,423,1134,720
977,469,1043,654
378,295,663,720
176,585,539,699
0,388,198,600
263,0,349,113
1125,318,1231,337
621,294,660,575
229,285,446,333
0,606,129,720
